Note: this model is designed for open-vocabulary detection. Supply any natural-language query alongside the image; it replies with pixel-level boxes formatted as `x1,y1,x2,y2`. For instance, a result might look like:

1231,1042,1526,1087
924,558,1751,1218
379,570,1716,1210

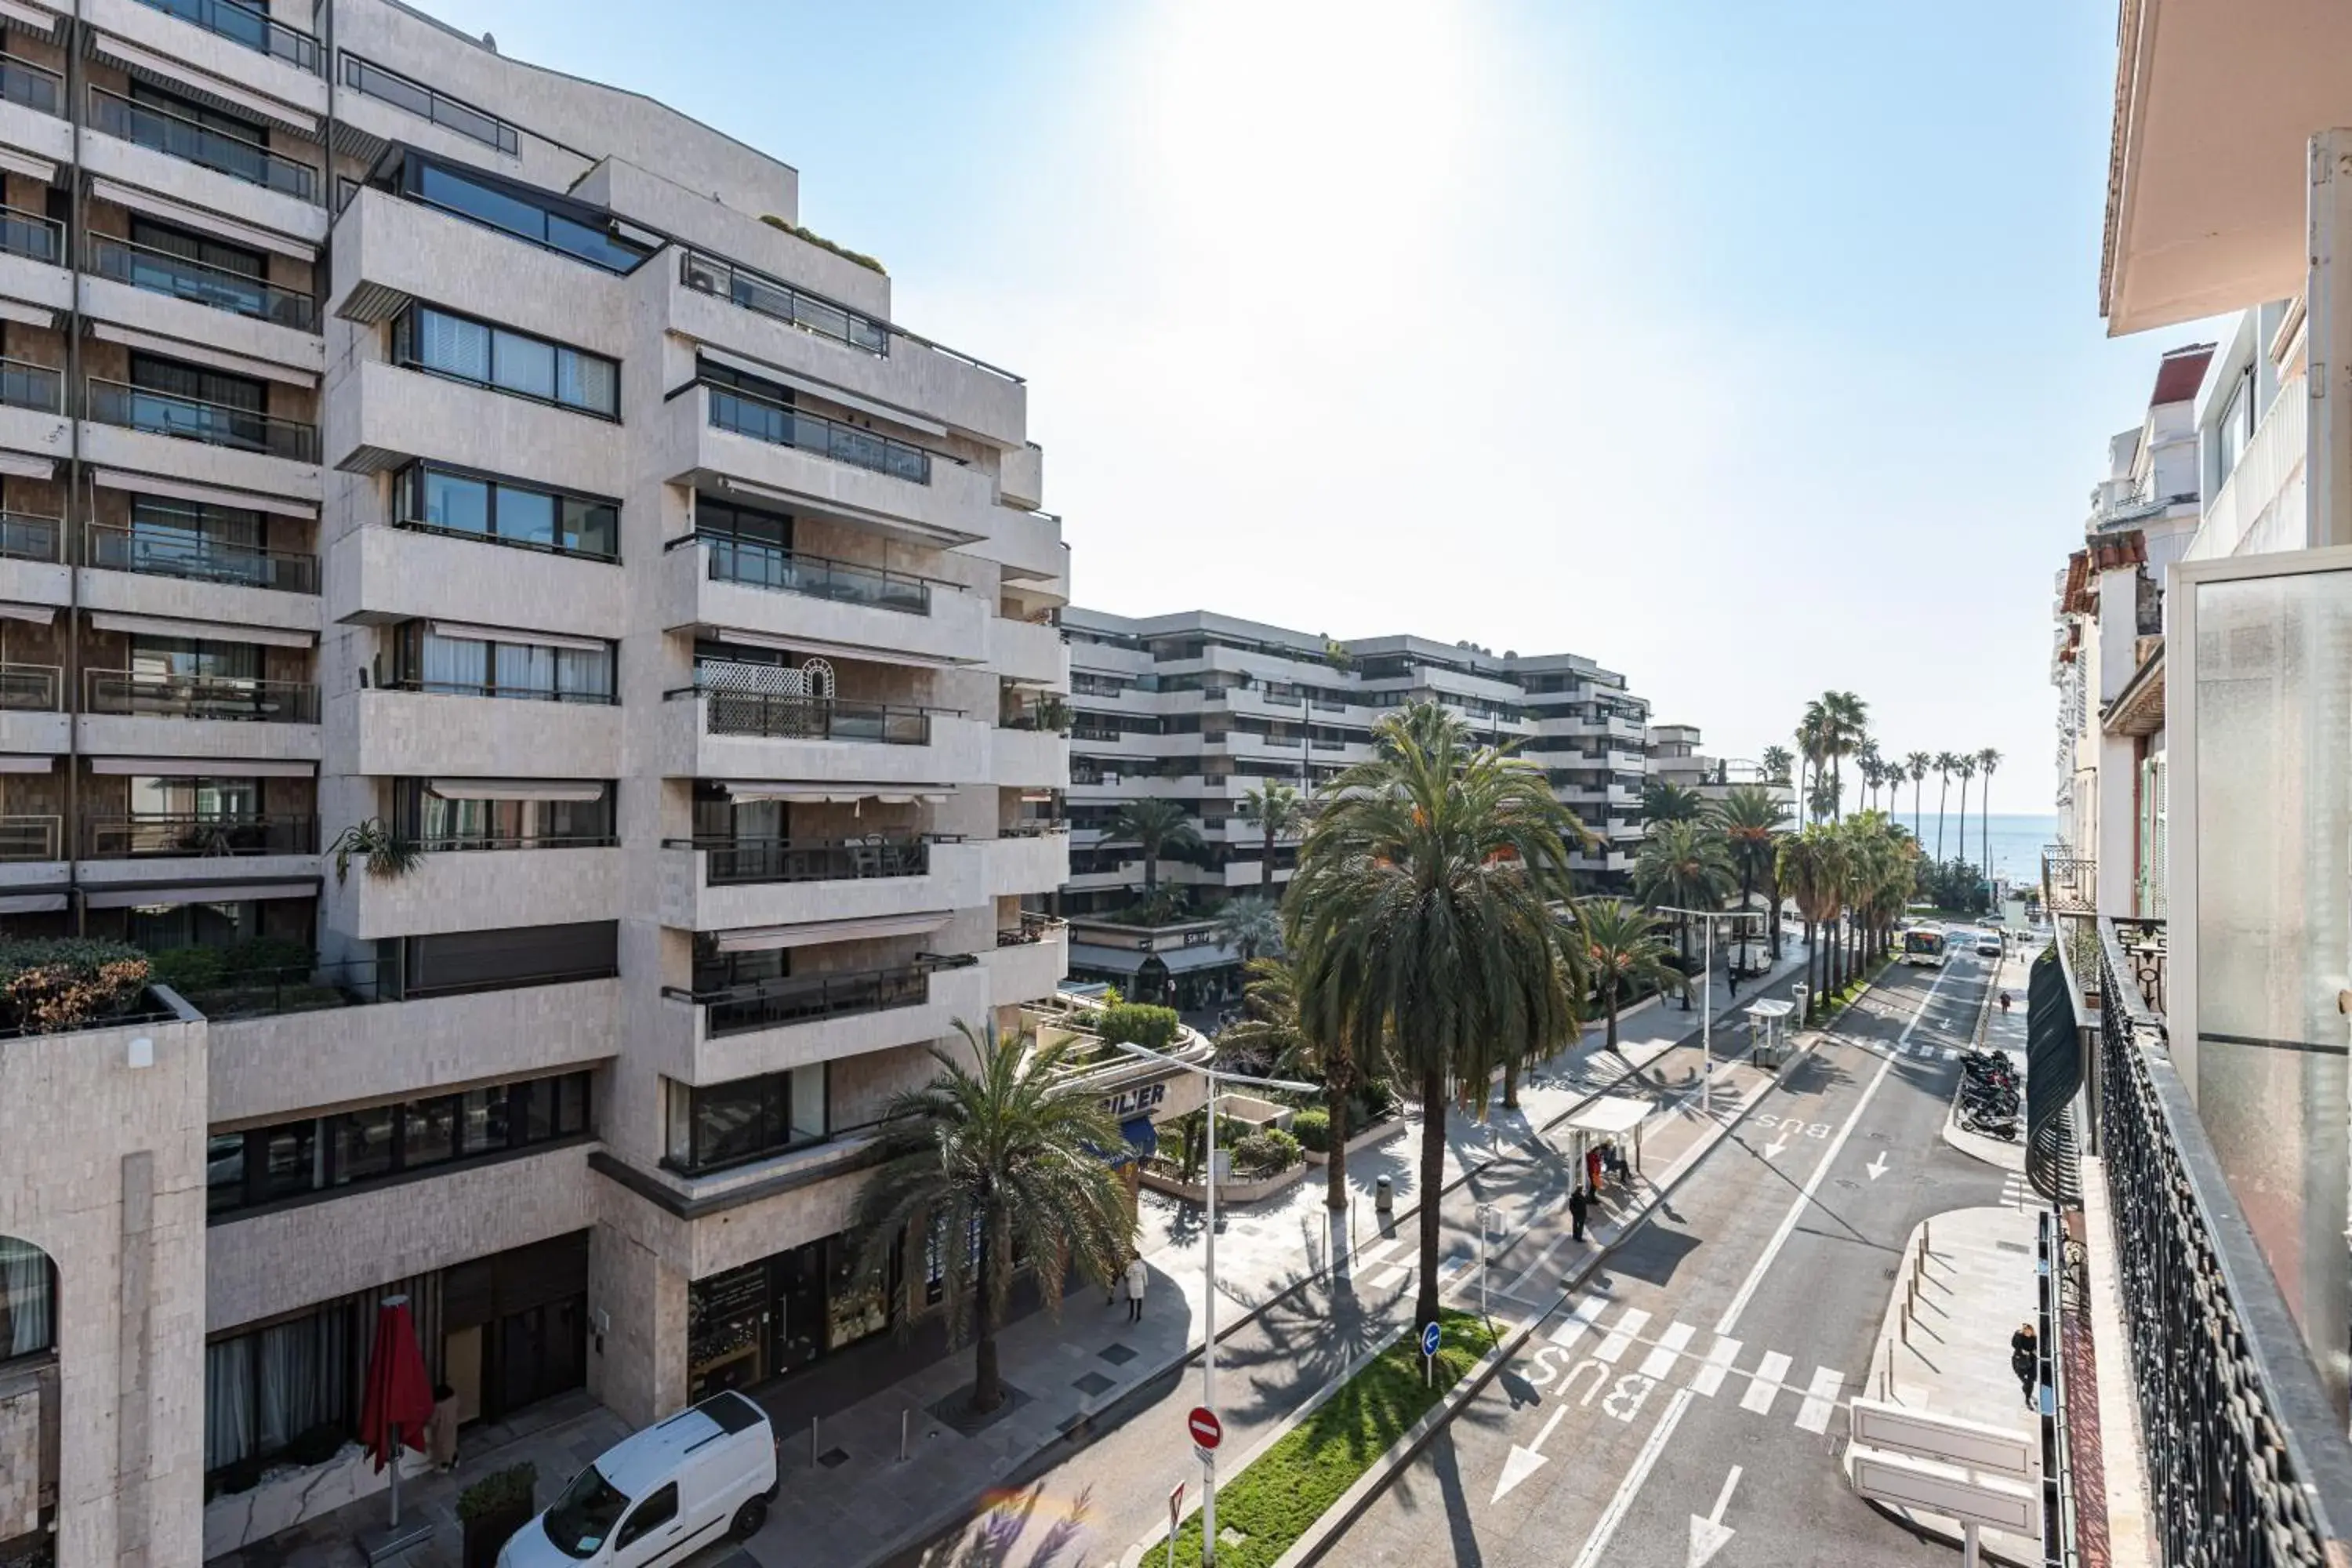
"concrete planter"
1139,1160,1308,1207
201,1442,430,1559
1303,1116,1403,1167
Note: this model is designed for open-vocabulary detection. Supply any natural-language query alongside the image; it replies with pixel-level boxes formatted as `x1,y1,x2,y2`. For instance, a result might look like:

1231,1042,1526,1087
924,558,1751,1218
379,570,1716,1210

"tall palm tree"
1634,818,1737,982
1795,703,1832,825
1211,894,1281,966
851,1021,1132,1414
1218,956,1357,1233
1822,691,1868,820
1717,785,1789,960
1932,752,1958,862
1641,779,1709,826
1857,739,1883,812
1105,798,1201,896
1288,701,1584,1334
1759,745,1795,789
1573,898,1686,1054
1239,780,1304,891
1778,826,1849,1018
1906,752,1932,841
1951,756,1976,873
1975,748,2002,896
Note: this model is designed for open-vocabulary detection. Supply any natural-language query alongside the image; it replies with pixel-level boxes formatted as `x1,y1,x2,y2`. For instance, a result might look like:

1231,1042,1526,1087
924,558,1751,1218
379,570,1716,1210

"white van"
498,1391,779,1567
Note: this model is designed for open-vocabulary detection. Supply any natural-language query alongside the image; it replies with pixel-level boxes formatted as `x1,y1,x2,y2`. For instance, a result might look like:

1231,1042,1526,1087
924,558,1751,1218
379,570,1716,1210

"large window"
393,777,614,851
0,1236,53,1362
395,305,617,419
208,1069,592,1219
663,1064,827,1174
386,151,655,275
204,1301,354,1476
400,463,618,561
394,620,615,704
383,921,618,1000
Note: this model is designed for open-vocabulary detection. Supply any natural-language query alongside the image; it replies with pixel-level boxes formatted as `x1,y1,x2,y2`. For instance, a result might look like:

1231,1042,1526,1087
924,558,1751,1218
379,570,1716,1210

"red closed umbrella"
358,1296,435,1544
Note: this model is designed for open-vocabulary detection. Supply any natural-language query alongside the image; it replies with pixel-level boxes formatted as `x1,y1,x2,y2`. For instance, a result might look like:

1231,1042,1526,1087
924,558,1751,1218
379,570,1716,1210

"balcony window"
85,495,318,593
93,83,314,201
92,220,314,331
0,358,59,414
0,51,59,116
136,0,320,72
96,353,315,462
392,776,615,851
89,635,318,724
394,619,615,705
396,305,617,419
399,463,617,561
383,151,653,274
342,55,517,154
0,205,57,266
690,498,932,613
678,250,888,356
0,1236,55,1363
699,362,933,485
664,1064,827,1175
87,772,312,858
381,921,618,1001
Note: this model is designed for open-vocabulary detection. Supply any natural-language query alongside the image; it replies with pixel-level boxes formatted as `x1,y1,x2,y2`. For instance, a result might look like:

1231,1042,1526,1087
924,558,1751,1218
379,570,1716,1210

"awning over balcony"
0,756,52,774
721,782,953,804
89,322,317,390
82,879,317,909
711,910,952,953
0,893,65,914
699,626,974,671
89,470,318,520
0,602,52,626
428,779,605,802
88,756,314,777
88,612,314,649
429,621,606,654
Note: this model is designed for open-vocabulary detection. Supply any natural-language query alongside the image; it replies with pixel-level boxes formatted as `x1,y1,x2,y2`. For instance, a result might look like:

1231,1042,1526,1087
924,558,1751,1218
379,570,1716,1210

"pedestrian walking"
2009,1321,2038,1408
1568,1184,1589,1243
1125,1255,1149,1322
1999,990,2013,1016
1584,1145,1603,1196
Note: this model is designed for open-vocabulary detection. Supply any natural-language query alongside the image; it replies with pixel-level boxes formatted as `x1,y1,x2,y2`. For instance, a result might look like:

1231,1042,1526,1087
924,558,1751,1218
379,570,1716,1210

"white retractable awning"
0,142,53,185
88,611,314,648
88,757,314,777
712,910,952,954
428,620,608,654
0,297,53,330
1558,1094,1652,1136
90,470,319,520
0,756,52,774
702,626,969,670
90,31,321,135
428,779,607,803
0,601,52,625
723,782,953,804
89,322,318,390
0,452,54,481
0,893,66,915
82,880,316,910
88,178,315,261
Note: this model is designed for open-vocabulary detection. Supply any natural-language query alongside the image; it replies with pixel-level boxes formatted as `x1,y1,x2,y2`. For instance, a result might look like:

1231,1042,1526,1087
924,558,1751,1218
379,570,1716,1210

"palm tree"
1906,752,1932,841
1218,956,1358,1232
1932,752,1958,862
1951,756,1976,874
1573,898,1686,1054
1857,739,1883,812
1759,745,1794,789
1239,780,1304,891
1211,894,1282,966
851,1021,1133,1414
1777,826,1849,1019
1641,780,1708,826
1105,798,1201,897
1823,691,1868,820
1795,703,1832,825
1634,819,1737,978
1717,785,1789,960
1975,748,2002,898
1288,701,1584,1334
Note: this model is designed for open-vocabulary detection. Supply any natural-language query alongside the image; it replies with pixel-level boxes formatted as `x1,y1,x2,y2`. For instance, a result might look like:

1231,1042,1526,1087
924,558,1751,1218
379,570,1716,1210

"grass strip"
1156,1307,1501,1568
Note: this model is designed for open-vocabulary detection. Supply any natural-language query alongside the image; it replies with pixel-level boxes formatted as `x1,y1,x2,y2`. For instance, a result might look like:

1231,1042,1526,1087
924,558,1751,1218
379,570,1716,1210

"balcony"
129,0,320,71
0,50,57,118
700,690,935,745
87,233,314,332
327,522,622,643
0,359,66,477
0,513,60,564
662,953,987,1086
992,724,1069,789
0,358,60,416
0,206,57,267
2041,845,2096,916
339,687,619,778
0,813,56,861
991,616,1066,688
331,358,622,500
333,844,617,940
706,379,933,485
82,813,312,858
0,662,62,754
84,670,315,724
662,532,986,668
984,914,1068,1007
83,522,316,595
77,87,324,250
87,86,313,201
86,377,314,462
660,834,982,933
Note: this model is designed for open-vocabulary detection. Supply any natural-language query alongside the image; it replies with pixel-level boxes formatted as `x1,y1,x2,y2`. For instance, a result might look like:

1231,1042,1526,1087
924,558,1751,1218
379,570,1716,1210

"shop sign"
1101,1080,1169,1119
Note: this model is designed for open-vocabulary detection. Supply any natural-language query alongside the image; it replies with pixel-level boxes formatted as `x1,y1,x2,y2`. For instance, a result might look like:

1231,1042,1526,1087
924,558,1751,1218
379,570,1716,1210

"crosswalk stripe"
1594,1307,1652,1365
1370,1263,1410,1291
1795,1366,1845,1433
1638,1320,1696,1380
1548,1297,1608,1350
1741,1351,1791,1414
1690,1336,1740,1397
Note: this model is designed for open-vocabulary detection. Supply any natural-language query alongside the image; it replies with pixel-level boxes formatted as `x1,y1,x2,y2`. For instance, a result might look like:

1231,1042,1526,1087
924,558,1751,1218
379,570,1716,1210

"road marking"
1866,1151,1889,1180
1594,1308,1651,1364
1638,1319,1697,1381
1762,1130,1791,1160
1567,1387,1696,1568
1794,1366,1845,1433
1690,1336,1740,1398
1491,1403,1571,1502
1370,1263,1410,1291
1548,1296,1607,1350
1688,1465,1742,1568
1740,1350,1791,1414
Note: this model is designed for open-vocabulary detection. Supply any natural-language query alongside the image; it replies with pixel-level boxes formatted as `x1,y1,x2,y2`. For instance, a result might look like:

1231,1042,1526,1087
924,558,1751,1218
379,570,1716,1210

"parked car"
1975,935,2003,957
499,1391,778,1566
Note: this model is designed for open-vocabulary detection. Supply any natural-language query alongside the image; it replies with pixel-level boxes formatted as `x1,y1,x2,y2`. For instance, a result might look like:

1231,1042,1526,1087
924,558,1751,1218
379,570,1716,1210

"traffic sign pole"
1166,1482,1183,1568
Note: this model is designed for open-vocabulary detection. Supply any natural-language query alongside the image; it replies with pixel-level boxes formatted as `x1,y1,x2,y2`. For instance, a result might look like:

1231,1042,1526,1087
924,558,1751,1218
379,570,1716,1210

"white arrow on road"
1762,1130,1791,1160
1491,1403,1570,1502
1687,1465,1742,1567
1866,1151,1890,1180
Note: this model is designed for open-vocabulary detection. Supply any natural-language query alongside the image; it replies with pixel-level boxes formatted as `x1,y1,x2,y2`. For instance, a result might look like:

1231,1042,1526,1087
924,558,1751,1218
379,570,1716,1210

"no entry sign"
1186,1406,1222,1450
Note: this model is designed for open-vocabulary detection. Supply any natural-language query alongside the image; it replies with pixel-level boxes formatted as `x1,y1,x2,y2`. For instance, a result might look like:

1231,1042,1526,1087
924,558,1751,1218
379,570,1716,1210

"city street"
1335,947,2009,1568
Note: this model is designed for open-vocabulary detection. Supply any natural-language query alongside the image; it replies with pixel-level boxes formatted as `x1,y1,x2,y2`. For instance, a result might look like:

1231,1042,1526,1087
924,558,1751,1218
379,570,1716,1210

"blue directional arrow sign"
1421,1321,1443,1358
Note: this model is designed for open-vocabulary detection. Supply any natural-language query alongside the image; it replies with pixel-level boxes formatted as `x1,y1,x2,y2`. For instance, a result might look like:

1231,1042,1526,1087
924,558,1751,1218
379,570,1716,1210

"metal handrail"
702,380,935,485
1001,818,1069,837
671,530,938,615
662,833,938,886
0,52,59,115
674,685,946,745
0,511,60,563
82,522,319,593
342,55,516,154
86,378,318,462
411,832,616,853
82,669,319,724
394,514,619,565
82,813,316,858
131,0,320,72
679,249,889,356
0,358,60,414
2041,846,2097,918
386,677,615,707
88,87,318,201
670,953,976,1040
996,910,1066,946
87,234,317,331
0,815,57,861
0,663,59,711
0,205,58,265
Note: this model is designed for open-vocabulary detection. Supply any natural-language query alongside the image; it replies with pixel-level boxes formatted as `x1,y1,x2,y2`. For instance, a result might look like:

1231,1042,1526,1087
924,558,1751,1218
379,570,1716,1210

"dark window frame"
397,460,621,563
663,1062,832,1176
394,302,619,420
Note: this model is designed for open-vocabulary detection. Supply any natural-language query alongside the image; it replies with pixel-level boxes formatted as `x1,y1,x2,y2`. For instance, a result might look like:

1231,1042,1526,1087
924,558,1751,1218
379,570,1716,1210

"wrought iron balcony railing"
2041,844,2096,916
675,684,944,746
2091,915,2352,1566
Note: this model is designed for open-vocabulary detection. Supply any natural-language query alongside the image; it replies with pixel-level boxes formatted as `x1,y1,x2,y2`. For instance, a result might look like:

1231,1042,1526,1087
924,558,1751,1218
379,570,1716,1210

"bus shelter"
1744,998,1795,1069
1558,1093,1653,1183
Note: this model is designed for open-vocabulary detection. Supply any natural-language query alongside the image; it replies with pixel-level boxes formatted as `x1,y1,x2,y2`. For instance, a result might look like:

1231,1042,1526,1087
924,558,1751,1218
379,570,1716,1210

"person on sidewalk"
2009,1321,2038,1408
1584,1145,1604,1197
1569,1184,1589,1243
1125,1256,1149,1322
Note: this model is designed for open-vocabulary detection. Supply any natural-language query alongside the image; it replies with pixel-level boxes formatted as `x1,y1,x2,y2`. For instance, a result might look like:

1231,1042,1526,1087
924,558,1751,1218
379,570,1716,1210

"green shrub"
148,946,227,996
1354,1077,1400,1123
457,1461,537,1523
758,214,887,274
0,938,151,1034
1290,1106,1330,1152
225,938,314,978
1095,1002,1180,1051
1232,1127,1302,1176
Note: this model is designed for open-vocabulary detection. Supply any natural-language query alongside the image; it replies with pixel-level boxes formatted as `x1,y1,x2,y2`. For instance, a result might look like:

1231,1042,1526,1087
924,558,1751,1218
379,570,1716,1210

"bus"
1901,927,1949,967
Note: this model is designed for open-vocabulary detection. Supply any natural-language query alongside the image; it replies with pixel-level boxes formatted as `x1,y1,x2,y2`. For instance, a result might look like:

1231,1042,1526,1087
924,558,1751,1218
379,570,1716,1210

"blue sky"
429,0,2187,820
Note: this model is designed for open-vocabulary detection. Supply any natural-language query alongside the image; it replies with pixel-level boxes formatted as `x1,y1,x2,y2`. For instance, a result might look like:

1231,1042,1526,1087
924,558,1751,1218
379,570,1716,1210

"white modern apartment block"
1060,608,1650,1000
0,2,1072,1560
1642,722,1780,811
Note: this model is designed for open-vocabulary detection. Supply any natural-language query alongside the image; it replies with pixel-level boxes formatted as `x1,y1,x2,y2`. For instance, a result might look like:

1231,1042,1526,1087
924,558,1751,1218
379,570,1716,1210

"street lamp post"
1657,906,1766,1115
1112,1041,1317,1568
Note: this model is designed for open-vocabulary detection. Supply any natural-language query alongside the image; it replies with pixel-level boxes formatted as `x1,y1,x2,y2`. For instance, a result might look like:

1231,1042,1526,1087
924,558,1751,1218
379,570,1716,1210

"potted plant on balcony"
456,1461,536,1568
327,818,422,884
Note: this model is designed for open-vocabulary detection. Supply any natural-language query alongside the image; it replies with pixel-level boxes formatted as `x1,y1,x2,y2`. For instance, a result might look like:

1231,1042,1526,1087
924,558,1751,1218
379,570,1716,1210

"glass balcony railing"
89,88,318,202
0,663,57,711
0,358,60,415
83,670,318,724
703,383,933,485
0,815,56,861
84,523,320,594
132,0,321,73
678,684,940,746
0,52,59,117
83,813,315,858
87,379,318,462
673,955,974,1040
682,532,934,615
0,512,59,564
679,250,889,356
89,234,316,331
0,205,58,266
668,834,938,887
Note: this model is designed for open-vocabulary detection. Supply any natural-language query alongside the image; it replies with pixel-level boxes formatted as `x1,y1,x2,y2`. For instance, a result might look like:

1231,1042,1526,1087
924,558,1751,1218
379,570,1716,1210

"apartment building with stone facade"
0,2,1073,1560
1058,608,1649,1007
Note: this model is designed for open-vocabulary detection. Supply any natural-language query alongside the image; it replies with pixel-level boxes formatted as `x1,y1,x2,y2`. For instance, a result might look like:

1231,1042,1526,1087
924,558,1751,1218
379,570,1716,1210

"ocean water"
1883,810,2057,884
